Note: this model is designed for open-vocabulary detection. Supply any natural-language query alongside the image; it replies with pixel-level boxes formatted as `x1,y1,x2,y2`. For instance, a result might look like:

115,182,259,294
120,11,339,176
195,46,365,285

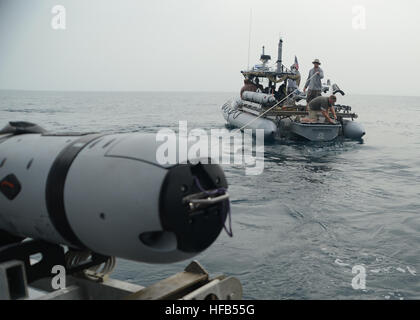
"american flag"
294,56,299,70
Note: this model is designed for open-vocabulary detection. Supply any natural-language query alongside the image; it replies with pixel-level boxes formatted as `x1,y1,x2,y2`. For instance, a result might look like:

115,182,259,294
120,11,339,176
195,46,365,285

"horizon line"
0,88,419,98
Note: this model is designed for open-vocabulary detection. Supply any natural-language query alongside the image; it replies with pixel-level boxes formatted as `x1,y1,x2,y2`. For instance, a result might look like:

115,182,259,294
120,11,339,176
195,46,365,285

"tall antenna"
247,9,253,70
276,37,283,73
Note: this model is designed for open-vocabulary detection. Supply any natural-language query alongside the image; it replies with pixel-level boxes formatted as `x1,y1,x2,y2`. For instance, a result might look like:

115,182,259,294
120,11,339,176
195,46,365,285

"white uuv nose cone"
0,122,231,264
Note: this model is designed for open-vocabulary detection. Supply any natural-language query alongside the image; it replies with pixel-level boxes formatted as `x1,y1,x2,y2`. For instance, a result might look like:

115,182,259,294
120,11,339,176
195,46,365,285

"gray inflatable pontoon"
222,99,277,140
221,94,366,142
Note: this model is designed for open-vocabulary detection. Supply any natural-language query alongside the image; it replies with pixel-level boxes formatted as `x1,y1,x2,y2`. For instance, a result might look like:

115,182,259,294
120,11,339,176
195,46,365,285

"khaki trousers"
308,110,325,122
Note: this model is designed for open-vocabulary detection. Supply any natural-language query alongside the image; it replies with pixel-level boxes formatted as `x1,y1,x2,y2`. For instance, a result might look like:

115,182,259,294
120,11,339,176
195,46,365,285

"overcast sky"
0,0,419,95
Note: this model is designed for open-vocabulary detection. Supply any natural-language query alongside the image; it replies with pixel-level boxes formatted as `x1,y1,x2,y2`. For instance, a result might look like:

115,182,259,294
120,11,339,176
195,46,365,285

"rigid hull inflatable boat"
221,38,366,142
222,97,365,142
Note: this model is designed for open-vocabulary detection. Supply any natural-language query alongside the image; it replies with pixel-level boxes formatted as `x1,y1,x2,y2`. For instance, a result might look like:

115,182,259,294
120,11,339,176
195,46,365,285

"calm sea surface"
0,90,419,300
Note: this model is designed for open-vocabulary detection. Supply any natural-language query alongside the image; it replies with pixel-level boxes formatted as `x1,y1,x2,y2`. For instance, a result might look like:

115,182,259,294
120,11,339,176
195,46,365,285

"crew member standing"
304,59,324,103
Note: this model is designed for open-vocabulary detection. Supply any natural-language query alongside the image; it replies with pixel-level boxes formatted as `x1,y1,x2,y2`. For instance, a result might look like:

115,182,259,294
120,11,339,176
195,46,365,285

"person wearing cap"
304,59,324,103
307,95,337,124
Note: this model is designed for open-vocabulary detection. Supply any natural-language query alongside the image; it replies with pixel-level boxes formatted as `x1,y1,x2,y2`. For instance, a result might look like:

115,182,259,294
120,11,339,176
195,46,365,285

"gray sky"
0,0,419,95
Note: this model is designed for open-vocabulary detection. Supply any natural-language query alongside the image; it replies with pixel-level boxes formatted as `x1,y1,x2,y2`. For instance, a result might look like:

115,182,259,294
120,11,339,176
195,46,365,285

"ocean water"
0,90,419,300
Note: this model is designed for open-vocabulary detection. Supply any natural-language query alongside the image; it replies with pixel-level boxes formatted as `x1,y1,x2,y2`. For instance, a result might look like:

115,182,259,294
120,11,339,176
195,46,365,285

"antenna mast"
276,37,283,74
247,9,253,70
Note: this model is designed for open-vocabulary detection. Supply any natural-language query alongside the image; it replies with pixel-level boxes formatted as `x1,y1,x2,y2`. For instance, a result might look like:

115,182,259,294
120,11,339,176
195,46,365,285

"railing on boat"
239,103,358,120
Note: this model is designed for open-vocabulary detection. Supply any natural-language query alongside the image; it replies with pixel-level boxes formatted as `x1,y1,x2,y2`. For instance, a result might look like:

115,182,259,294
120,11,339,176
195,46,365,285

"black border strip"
46,134,105,248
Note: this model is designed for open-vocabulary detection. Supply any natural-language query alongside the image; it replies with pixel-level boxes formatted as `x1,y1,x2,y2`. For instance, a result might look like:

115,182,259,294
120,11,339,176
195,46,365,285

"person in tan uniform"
306,95,337,124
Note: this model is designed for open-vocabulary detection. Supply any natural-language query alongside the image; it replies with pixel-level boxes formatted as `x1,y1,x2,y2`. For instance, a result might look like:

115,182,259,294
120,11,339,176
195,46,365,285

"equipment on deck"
222,38,366,142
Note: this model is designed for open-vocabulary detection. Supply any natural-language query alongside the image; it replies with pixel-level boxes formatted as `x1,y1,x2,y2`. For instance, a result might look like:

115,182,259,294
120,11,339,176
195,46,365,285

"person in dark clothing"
254,78,264,92
274,83,286,102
